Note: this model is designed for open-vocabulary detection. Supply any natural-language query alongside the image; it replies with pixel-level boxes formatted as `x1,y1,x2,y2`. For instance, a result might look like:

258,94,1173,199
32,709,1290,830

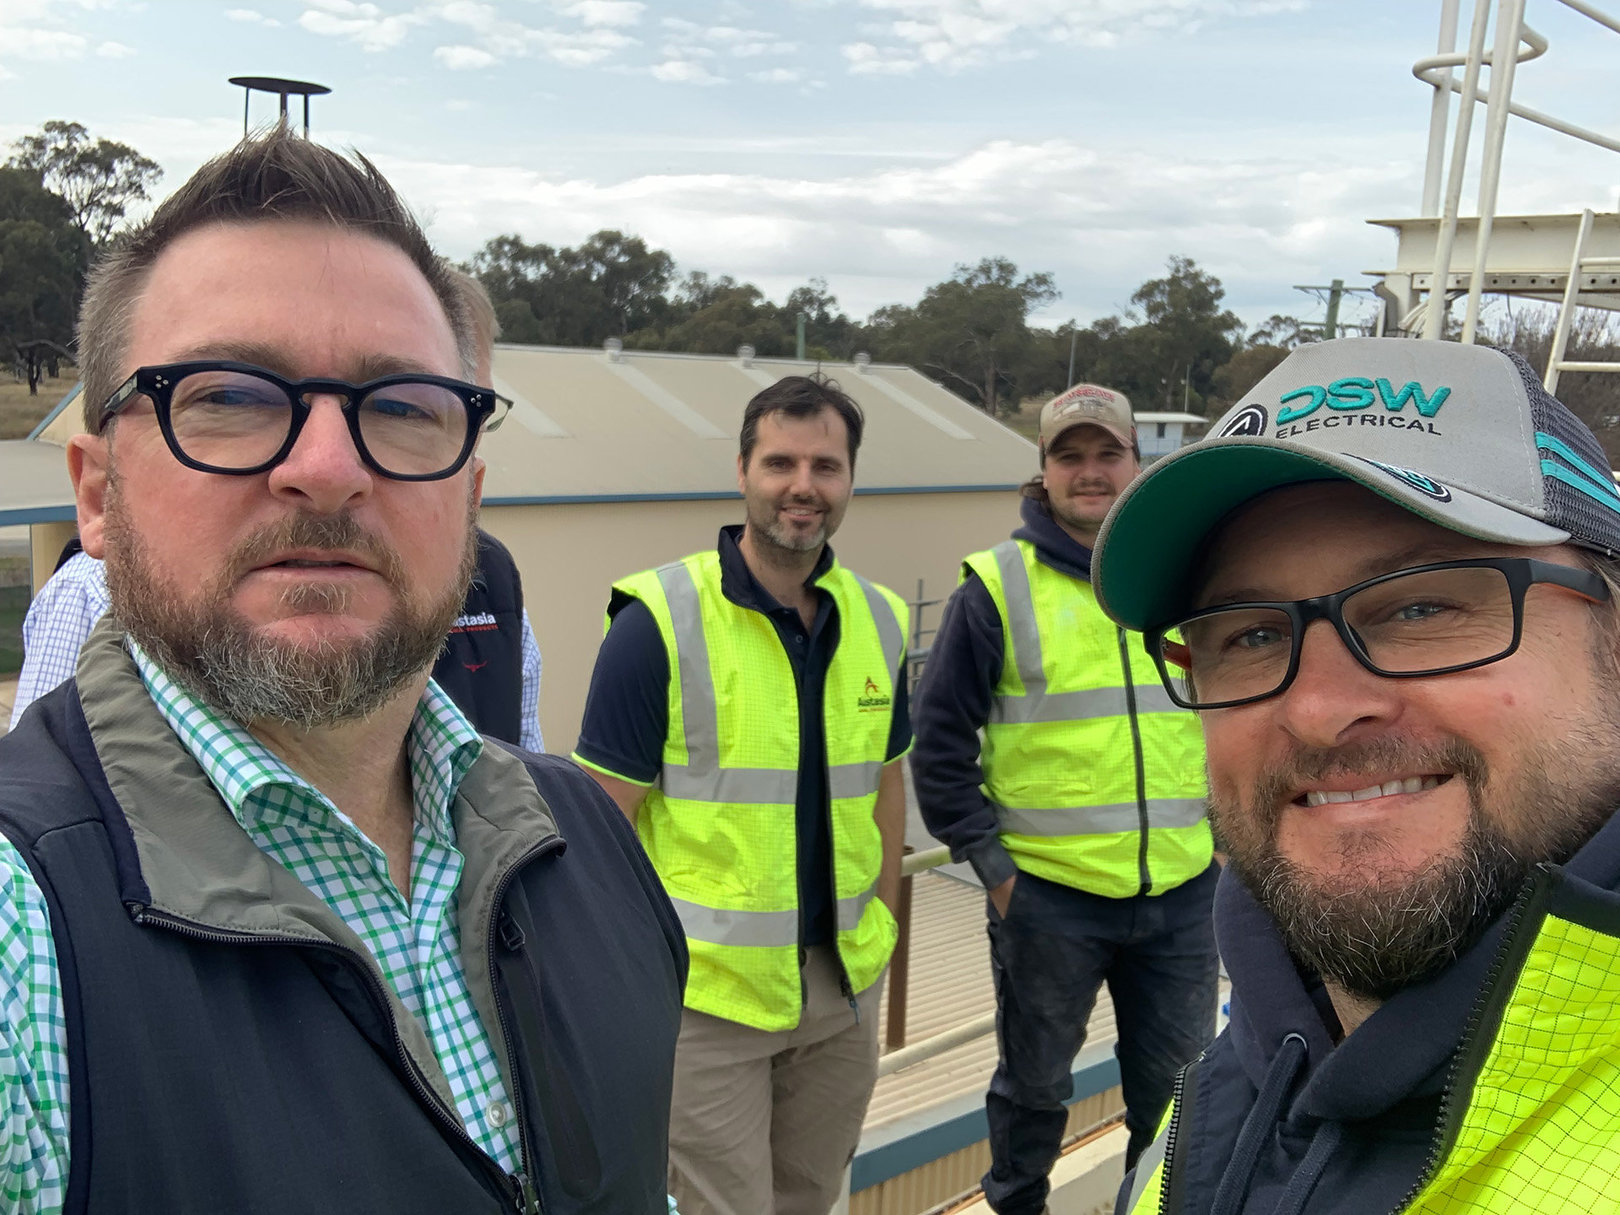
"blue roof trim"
0,506,78,527
481,484,1019,507
27,381,82,441
850,1047,1120,1193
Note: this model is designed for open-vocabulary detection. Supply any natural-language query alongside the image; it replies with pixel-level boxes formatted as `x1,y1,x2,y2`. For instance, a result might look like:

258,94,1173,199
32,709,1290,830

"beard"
746,494,839,556
1216,722,1620,1002
104,477,478,730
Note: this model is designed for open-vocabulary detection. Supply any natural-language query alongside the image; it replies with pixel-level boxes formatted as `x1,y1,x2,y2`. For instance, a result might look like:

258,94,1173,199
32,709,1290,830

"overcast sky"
5,0,1619,333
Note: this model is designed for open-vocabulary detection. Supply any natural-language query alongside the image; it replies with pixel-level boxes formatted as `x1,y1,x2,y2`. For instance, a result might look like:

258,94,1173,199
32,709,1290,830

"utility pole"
796,312,806,360
1066,326,1077,387
1323,278,1344,340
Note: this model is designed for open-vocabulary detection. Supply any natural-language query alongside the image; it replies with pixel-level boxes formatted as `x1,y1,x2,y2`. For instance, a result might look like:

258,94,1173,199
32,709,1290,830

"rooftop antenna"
228,75,331,137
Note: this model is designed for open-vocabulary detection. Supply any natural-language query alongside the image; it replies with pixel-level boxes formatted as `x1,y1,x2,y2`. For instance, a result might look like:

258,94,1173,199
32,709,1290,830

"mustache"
223,512,406,588
1247,736,1489,821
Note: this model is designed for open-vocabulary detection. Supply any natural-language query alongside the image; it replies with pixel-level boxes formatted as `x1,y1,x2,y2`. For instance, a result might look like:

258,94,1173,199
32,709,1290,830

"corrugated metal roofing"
479,346,1035,502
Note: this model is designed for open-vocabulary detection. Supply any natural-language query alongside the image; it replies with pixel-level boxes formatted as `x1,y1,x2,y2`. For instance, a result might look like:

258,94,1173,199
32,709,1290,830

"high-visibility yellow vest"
963,539,1210,898
1123,871,1620,1213
612,550,908,1032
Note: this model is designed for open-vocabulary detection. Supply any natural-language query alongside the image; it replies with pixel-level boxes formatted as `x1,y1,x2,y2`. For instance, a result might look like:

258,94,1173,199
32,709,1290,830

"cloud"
435,43,497,69
298,1,423,52
426,1,638,68
843,41,917,75
0,27,89,59
378,133,1418,327
651,58,725,85
747,67,803,84
225,8,281,25
561,0,644,27
95,40,135,57
843,0,1305,73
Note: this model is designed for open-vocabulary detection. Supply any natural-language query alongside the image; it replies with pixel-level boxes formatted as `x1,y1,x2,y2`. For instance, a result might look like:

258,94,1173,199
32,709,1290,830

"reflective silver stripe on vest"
663,764,796,804
987,541,1180,724
659,561,889,805
837,886,875,932
659,559,723,781
992,540,1046,695
829,760,883,800
668,898,799,947
670,887,877,947
990,682,1182,725
994,798,1207,836
852,572,905,677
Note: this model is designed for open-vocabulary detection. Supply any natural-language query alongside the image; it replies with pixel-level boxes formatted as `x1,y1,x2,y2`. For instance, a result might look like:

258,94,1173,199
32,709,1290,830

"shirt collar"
128,640,483,845
716,523,836,613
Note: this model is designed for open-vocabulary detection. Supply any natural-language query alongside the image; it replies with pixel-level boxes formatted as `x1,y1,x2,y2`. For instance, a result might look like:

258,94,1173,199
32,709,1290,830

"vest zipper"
1384,873,1545,1214
129,853,557,1215
1157,1052,1203,1215
485,836,566,1215
1117,627,1152,896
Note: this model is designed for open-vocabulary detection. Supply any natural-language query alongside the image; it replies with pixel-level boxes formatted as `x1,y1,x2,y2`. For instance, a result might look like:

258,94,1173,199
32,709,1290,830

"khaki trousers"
668,946,884,1215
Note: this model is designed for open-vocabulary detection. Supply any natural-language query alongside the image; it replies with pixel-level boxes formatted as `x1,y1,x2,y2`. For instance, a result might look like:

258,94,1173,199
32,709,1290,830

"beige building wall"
481,488,1029,754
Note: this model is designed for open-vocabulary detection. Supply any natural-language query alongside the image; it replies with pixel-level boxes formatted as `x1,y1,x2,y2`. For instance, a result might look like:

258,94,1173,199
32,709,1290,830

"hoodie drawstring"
1208,1032,1309,1215
1273,1120,1345,1215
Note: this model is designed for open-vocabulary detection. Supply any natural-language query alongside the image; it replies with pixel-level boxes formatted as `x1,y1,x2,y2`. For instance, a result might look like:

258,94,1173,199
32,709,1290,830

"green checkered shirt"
0,643,523,1213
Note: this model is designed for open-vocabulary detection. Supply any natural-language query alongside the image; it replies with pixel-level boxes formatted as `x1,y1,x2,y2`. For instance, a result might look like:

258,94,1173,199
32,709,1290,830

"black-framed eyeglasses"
97,360,510,482
1147,558,1611,710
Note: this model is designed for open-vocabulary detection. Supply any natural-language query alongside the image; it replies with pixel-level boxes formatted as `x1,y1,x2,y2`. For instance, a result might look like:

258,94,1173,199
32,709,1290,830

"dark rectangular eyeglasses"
1147,557,1611,710
97,360,510,482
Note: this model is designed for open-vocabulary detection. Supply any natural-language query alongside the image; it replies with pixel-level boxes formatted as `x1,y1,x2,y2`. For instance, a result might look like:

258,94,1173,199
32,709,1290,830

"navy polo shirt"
575,526,912,947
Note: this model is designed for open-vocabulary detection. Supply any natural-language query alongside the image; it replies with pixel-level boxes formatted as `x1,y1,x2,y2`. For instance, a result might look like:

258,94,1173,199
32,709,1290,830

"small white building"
1134,411,1208,463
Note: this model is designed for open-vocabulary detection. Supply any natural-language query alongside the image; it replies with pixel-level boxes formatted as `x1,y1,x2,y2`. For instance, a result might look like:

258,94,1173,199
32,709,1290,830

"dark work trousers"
980,864,1218,1215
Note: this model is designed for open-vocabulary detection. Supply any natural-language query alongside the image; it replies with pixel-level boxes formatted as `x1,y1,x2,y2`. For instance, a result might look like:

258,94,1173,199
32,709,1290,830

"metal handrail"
1413,0,1620,342
879,843,1005,1074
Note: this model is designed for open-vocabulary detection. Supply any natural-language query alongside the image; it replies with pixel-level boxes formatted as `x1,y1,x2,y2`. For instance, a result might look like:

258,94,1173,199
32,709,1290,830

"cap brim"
1043,418,1133,451
1092,437,1571,632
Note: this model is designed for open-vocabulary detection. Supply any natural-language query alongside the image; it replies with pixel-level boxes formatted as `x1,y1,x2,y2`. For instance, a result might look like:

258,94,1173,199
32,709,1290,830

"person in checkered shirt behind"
0,127,686,1215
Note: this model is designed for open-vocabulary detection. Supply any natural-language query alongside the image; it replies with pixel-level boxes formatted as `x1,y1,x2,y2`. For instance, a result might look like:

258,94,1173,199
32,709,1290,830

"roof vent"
737,344,755,367
853,352,872,374
604,336,623,362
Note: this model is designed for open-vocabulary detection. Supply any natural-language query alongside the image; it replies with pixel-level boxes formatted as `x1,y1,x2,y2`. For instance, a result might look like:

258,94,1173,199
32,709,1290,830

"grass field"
0,370,78,440
0,586,27,677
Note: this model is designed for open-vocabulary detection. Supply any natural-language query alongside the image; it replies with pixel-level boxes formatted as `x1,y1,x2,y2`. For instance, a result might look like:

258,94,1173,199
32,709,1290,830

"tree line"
6,120,1619,464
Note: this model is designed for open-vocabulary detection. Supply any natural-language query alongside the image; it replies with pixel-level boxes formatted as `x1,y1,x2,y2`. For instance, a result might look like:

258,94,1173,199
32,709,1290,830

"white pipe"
1545,209,1594,393
1422,0,1464,216
1553,0,1620,37
1424,0,1495,339
878,1011,998,1077
1463,0,1530,346
902,846,951,877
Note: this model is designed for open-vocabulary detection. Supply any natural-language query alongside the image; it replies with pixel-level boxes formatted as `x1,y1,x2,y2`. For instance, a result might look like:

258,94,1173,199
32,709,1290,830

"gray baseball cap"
1093,337,1620,632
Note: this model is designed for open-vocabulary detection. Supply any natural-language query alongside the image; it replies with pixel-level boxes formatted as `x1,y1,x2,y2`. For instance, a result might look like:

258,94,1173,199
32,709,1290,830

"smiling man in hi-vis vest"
913,384,1217,1215
574,373,910,1215
1098,338,1620,1213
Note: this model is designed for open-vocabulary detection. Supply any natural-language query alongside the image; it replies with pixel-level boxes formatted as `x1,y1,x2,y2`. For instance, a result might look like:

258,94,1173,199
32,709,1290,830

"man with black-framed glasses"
1098,337,1620,1214
0,129,686,1215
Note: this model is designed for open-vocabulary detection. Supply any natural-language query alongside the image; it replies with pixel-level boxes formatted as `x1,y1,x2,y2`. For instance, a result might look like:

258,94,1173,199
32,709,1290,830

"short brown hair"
447,267,500,380
739,373,865,469
78,126,474,432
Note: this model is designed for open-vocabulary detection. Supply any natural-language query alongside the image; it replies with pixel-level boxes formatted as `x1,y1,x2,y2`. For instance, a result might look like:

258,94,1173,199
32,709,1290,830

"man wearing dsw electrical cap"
914,383,1215,1215
1099,337,1620,1214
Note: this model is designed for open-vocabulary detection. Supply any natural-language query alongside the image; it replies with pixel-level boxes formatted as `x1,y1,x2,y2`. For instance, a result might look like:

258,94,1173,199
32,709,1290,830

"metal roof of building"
9,348,1036,523
478,345,1035,503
